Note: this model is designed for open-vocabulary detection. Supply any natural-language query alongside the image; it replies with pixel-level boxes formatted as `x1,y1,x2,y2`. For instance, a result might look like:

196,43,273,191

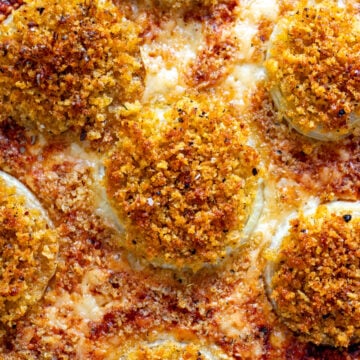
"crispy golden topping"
266,1,360,140
123,340,224,360
0,0,23,22
105,95,260,270
270,205,360,347
0,174,58,325
0,0,144,137
151,0,218,10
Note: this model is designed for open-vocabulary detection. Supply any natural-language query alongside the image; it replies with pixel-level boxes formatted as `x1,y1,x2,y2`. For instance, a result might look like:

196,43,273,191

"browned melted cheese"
151,0,219,9
251,88,360,200
186,2,238,89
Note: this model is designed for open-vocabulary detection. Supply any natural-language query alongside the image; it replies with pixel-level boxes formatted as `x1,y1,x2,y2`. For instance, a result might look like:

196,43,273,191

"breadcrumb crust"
271,206,360,347
266,1,360,138
151,0,218,10
123,340,225,360
0,176,58,325
0,0,360,358
0,0,144,137
105,95,260,270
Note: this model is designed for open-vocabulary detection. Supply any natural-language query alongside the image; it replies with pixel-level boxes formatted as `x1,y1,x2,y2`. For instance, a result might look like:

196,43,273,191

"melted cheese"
142,19,203,102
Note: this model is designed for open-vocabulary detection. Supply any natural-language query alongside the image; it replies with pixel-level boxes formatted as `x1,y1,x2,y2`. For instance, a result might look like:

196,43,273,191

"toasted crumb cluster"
266,1,360,138
124,341,220,360
151,0,218,10
0,177,58,325
105,96,259,270
0,0,23,22
0,0,144,137
271,206,360,347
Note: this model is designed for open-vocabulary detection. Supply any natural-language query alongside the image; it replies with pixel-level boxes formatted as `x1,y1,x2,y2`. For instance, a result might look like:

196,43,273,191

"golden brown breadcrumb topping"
0,0,23,22
270,206,360,347
123,340,221,360
1,0,360,358
266,1,360,138
151,0,218,10
0,0,144,137
0,176,58,325
105,95,259,270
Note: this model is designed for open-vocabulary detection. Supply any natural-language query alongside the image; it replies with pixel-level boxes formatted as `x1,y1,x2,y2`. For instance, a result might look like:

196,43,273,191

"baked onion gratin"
0,0,359,359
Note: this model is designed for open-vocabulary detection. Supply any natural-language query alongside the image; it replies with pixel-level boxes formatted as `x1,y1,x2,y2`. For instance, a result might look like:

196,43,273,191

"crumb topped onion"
0,0,144,138
0,171,58,325
150,0,218,10
265,201,360,347
105,95,262,271
115,338,230,360
266,1,360,141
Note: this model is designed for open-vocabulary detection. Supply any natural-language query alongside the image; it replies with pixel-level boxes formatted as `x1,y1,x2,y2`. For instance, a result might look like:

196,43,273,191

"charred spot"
80,128,87,141
36,6,45,15
27,21,38,29
58,14,69,24
109,276,120,289
87,238,101,250
259,325,269,335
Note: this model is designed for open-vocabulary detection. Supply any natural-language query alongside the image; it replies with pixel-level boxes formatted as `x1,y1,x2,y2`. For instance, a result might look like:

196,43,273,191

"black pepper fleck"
36,7,45,15
80,129,87,141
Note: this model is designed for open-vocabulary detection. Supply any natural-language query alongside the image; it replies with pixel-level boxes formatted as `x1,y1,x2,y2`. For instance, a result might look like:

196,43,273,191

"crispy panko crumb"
0,0,144,136
266,1,360,138
0,176,58,325
151,0,218,10
271,206,360,347
105,95,260,270
0,0,23,22
124,341,222,360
